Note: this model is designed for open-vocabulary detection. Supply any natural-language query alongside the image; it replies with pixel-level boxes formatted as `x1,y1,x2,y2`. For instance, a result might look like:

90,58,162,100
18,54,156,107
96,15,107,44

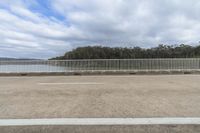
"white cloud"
0,1,82,58
51,0,200,47
1,0,200,58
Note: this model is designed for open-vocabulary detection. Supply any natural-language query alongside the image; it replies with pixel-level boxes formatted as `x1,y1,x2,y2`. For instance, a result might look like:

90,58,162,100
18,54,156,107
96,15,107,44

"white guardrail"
0,58,200,73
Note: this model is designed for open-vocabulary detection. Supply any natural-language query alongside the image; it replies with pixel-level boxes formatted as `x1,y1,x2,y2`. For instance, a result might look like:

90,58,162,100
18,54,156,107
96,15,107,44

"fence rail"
0,58,200,73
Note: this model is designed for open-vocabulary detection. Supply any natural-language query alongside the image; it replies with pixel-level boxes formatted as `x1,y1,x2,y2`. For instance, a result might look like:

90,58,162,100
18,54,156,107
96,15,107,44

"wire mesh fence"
0,58,200,73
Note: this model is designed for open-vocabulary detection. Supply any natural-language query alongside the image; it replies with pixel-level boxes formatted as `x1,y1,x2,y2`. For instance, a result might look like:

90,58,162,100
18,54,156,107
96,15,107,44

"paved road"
0,75,200,118
0,75,200,132
0,125,200,133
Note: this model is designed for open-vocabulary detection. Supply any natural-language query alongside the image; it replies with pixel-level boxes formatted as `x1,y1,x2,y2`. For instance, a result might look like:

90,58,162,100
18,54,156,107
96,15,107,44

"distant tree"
50,44,200,60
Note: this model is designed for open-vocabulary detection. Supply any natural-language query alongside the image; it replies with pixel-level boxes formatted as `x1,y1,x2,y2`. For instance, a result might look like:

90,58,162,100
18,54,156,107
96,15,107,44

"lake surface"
0,65,68,73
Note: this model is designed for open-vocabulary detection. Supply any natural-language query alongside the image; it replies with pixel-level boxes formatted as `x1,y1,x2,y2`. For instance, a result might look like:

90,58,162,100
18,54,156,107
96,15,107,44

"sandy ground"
0,75,200,119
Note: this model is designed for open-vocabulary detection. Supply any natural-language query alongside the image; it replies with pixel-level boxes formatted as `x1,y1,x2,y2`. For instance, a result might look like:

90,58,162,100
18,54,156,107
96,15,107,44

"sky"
0,0,200,59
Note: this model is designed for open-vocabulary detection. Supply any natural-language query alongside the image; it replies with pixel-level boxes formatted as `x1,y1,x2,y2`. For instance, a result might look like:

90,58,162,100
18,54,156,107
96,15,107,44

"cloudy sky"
0,0,200,58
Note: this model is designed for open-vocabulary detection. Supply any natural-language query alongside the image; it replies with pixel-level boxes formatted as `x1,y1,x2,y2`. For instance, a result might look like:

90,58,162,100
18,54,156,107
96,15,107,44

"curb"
0,70,200,76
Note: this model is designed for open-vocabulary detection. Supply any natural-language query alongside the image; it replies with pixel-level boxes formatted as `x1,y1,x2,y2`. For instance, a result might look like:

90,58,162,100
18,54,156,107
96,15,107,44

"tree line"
51,44,200,60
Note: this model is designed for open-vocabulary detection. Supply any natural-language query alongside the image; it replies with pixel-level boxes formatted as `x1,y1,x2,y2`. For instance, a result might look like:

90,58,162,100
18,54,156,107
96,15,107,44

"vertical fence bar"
0,58,200,73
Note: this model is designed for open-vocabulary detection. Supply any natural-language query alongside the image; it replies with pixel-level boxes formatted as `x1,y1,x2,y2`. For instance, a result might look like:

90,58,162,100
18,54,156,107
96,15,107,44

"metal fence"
0,58,200,73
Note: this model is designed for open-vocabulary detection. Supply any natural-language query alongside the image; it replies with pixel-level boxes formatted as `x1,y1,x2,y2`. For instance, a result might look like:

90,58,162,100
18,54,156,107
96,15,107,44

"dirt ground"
0,75,200,119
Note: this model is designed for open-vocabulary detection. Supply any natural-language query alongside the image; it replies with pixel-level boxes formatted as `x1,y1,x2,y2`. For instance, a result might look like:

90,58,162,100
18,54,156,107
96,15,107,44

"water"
0,65,67,73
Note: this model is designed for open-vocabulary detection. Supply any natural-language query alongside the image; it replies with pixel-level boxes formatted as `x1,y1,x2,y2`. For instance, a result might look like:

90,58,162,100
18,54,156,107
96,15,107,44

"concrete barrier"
0,70,200,76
